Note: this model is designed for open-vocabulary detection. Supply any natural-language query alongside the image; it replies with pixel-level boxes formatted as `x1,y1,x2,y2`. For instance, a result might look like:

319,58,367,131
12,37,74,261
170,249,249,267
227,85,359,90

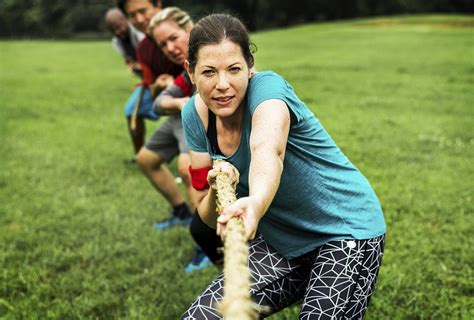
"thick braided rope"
214,159,257,320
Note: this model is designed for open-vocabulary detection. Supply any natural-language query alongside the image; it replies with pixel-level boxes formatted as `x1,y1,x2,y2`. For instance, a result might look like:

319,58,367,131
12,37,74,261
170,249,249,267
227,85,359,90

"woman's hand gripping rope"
211,159,258,320
209,160,260,241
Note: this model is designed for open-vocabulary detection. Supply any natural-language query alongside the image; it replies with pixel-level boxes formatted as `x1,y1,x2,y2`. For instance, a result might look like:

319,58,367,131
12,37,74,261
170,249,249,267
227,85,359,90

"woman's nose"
166,41,175,53
216,74,230,90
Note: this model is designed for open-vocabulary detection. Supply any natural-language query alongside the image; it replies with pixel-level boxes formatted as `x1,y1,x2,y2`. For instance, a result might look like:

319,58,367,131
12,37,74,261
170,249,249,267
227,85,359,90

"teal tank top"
182,71,386,259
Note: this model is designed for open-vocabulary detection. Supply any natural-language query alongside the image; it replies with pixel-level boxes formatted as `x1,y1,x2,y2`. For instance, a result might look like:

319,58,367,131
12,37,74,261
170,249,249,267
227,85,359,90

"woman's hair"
187,14,256,72
148,6,193,35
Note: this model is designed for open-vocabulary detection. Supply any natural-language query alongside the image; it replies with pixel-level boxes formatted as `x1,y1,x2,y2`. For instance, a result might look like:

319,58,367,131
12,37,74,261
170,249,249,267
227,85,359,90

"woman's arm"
248,98,290,215
153,74,192,114
217,99,291,240
188,151,219,228
156,95,189,113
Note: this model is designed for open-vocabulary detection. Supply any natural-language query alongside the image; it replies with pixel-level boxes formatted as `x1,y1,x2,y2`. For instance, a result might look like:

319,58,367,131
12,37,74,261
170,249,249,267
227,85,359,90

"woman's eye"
202,70,215,76
229,67,241,73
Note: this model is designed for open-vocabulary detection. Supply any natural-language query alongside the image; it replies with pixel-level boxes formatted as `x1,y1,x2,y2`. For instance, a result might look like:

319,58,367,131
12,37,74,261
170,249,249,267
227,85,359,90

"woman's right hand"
216,196,261,241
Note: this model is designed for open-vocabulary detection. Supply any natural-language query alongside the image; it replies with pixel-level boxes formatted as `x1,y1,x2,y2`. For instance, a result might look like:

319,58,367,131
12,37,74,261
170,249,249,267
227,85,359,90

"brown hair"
187,14,256,72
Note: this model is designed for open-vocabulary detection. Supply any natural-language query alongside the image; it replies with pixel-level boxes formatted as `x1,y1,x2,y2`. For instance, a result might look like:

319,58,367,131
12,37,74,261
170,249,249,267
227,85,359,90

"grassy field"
1,14,473,319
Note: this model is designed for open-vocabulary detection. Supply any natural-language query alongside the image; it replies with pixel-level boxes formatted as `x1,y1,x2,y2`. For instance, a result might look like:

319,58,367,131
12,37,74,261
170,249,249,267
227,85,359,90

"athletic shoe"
154,203,192,230
185,247,212,273
153,216,192,230
172,203,192,219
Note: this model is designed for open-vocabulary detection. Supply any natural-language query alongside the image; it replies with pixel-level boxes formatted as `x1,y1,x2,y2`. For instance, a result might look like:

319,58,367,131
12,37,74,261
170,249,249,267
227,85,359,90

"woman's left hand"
216,196,261,241
207,161,239,191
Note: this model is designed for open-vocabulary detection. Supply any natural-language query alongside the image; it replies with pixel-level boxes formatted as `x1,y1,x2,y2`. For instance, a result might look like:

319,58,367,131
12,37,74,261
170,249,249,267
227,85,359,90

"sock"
172,203,191,219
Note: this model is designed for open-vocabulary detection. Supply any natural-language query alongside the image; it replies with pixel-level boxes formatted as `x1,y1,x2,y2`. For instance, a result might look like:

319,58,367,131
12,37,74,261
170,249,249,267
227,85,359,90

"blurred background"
1,0,473,38
1,0,473,319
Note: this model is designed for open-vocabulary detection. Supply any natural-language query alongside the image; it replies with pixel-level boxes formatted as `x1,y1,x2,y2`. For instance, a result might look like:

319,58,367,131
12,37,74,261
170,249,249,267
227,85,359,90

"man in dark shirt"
105,7,144,77
118,0,182,157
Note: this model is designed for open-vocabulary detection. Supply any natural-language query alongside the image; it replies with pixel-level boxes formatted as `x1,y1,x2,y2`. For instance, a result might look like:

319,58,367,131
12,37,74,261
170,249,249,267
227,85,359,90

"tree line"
0,0,472,38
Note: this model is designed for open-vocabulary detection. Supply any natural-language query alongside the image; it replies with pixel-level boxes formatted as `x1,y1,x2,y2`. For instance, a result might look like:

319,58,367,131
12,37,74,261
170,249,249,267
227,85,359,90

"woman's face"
188,39,251,119
153,20,190,65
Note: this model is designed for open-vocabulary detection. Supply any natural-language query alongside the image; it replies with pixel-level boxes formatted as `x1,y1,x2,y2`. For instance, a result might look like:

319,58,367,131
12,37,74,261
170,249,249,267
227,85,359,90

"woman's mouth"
213,96,234,106
173,53,184,61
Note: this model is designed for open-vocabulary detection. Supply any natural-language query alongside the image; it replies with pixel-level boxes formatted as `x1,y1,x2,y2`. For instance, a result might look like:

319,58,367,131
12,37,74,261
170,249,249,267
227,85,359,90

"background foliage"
0,0,473,37
1,14,473,319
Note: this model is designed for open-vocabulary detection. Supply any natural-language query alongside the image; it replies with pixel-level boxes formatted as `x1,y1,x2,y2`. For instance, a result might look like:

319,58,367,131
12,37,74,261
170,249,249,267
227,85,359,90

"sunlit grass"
1,14,473,319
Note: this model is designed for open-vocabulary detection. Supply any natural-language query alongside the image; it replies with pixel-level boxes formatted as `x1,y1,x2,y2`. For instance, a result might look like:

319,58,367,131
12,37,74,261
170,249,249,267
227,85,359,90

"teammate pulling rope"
213,159,257,320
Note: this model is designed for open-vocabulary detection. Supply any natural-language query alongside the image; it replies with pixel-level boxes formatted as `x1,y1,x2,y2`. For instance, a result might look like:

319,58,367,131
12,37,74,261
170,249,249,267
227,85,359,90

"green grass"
1,14,473,319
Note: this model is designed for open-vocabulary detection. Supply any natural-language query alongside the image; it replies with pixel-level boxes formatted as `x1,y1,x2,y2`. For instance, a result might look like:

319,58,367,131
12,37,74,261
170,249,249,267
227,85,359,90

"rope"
214,159,257,320
130,85,145,131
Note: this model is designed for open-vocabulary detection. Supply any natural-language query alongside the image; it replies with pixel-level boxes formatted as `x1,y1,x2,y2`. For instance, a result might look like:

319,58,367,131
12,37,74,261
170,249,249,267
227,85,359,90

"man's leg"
127,116,145,156
136,147,186,207
123,86,156,158
137,116,192,228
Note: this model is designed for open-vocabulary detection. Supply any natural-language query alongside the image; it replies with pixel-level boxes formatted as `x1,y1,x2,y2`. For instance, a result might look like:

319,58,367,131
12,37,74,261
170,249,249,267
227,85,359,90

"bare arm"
156,96,189,113
217,99,291,239
153,77,190,114
248,99,290,215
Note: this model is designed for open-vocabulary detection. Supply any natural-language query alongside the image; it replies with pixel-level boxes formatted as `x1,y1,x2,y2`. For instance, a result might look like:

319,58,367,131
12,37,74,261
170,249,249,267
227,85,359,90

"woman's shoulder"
251,70,285,82
247,71,289,102
182,94,208,129
249,71,287,92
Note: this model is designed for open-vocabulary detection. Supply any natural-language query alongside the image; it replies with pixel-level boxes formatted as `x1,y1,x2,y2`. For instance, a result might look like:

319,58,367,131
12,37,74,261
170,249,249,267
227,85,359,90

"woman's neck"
214,102,245,157
219,103,245,131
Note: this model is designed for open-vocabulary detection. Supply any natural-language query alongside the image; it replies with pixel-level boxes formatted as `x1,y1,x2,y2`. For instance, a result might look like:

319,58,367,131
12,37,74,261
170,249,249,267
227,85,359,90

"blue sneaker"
153,216,192,230
185,248,212,273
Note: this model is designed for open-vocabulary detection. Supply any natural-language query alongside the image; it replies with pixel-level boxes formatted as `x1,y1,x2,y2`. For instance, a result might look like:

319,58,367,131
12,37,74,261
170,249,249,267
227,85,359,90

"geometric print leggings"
182,234,385,319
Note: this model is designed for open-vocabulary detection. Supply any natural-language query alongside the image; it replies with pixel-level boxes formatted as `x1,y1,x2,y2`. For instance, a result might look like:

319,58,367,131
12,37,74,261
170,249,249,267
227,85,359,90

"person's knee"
177,154,191,185
178,166,191,185
136,148,162,171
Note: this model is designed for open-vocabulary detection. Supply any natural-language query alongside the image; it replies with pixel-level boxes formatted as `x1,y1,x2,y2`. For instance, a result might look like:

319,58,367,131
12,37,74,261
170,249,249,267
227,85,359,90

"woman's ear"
247,55,255,78
249,67,255,78
184,60,195,84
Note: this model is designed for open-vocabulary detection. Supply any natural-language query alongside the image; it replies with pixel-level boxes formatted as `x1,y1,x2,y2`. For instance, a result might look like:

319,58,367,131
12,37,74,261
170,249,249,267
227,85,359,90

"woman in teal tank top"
181,13,386,319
